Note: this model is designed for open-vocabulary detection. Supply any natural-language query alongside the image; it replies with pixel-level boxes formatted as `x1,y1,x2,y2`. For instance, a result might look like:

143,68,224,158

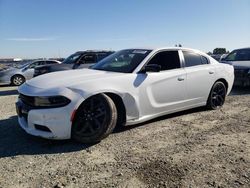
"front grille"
19,94,35,106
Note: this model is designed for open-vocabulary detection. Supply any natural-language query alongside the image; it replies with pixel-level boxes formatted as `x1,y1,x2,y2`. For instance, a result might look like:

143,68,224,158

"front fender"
69,87,140,122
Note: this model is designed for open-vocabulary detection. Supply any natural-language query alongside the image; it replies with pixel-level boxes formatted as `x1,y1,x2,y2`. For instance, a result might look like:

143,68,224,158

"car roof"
124,47,208,56
74,50,115,54
232,47,250,51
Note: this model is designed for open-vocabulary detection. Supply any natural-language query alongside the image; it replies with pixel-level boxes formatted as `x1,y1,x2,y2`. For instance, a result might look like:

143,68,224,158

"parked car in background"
210,54,222,61
0,60,61,86
16,47,234,143
34,50,114,77
220,47,250,86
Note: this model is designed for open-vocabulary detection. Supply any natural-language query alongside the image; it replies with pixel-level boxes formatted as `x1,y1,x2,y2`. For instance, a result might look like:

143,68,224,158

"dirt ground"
0,85,249,188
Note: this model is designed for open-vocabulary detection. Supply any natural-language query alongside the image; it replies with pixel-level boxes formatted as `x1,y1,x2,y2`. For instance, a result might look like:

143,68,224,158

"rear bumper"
0,75,11,85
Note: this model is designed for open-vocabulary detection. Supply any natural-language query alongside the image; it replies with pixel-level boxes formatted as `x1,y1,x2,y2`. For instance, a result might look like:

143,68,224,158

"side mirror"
142,64,161,73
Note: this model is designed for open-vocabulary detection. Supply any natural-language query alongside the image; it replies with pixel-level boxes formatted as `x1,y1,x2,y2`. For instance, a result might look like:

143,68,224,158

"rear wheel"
72,94,117,143
207,81,226,110
11,75,25,86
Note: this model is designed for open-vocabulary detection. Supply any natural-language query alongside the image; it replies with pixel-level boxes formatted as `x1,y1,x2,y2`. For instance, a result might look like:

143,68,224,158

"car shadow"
1,86,249,158
114,106,208,133
0,116,92,158
229,85,250,96
0,84,10,87
0,89,18,96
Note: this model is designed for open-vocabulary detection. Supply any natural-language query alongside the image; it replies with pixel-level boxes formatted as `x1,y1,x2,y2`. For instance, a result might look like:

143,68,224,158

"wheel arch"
206,78,229,105
11,74,26,85
215,78,228,92
11,74,25,80
104,92,126,127
72,92,127,127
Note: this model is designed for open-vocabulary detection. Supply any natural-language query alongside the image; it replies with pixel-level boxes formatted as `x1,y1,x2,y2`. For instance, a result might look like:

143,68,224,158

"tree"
175,44,182,47
213,48,227,54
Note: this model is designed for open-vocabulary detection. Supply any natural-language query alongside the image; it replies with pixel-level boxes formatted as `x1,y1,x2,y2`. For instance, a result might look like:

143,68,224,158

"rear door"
182,50,216,105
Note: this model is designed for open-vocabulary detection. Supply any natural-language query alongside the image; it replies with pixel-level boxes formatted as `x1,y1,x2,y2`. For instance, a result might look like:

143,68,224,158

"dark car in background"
34,50,114,77
220,47,250,86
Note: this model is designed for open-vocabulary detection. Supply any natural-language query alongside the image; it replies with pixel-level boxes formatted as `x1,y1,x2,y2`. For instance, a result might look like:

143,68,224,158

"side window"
147,51,180,71
225,50,237,61
183,51,205,67
235,49,250,61
28,62,40,68
97,53,109,61
38,61,46,65
201,56,209,64
78,54,96,64
45,61,57,64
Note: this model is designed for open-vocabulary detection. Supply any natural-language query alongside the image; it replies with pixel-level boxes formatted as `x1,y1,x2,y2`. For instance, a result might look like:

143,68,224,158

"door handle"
177,77,185,81
209,71,215,74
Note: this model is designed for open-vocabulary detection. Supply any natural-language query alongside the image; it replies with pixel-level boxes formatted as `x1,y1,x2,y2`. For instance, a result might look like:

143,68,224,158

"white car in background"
16,47,234,143
0,60,61,86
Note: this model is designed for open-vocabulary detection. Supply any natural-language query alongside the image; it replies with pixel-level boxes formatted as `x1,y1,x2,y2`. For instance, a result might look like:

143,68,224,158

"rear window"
183,51,208,67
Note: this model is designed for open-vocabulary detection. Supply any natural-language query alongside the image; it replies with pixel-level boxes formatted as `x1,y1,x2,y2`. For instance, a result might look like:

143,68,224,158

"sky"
0,0,249,58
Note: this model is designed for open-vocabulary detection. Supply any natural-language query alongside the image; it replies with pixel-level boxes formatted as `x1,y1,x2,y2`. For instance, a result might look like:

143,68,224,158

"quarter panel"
185,65,216,104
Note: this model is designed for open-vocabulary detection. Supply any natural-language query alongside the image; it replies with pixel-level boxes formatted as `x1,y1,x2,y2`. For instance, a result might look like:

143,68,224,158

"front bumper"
0,74,11,85
16,100,73,139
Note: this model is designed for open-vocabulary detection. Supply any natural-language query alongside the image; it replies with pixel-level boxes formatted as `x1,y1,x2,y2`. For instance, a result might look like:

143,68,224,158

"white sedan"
16,47,234,143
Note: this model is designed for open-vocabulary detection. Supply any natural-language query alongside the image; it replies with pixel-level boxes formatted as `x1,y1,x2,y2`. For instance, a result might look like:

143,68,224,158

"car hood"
0,66,19,73
36,63,72,70
26,69,125,89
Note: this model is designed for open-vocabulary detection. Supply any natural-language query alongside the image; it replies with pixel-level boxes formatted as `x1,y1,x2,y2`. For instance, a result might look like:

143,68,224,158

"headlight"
34,96,71,107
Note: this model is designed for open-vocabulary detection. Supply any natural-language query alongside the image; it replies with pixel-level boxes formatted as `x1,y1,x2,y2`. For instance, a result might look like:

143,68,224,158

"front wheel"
11,75,25,86
207,81,227,110
72,94,117,143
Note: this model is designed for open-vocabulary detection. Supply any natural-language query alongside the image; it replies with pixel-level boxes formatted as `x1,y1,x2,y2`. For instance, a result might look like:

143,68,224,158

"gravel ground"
0,85,249,188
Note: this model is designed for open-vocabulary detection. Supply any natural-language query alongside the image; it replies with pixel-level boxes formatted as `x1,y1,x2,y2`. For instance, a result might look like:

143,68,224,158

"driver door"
138,50,187,116
23,61,43,80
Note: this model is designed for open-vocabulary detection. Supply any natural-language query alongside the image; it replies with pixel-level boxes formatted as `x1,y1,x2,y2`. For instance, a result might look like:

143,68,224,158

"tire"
206,81,227,110
72,94,117,143
11,75,25,86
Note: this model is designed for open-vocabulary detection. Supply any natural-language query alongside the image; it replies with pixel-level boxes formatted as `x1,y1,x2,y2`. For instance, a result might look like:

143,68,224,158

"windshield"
16,62,31,69
225,49,250,61
91,49,152,73
62,53,82,64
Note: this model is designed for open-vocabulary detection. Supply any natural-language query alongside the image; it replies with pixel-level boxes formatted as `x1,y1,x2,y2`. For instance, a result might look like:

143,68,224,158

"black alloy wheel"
207,81,226,110
72,94,117,143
